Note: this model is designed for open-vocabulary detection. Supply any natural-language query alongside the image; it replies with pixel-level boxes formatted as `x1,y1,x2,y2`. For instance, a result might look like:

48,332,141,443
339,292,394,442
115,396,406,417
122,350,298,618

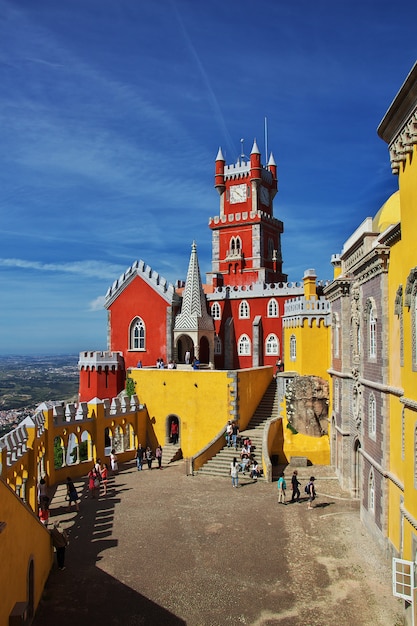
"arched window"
290,335,296,361
239,300,250,319
333,313,340,359
369,394,376,438
268,238,274,260
211,302,221,320
369,470,375,513
214,335,222,355
267,298,279,318
238,334,251,356
369,307,376,359
265,333,279,355
130,317,145,351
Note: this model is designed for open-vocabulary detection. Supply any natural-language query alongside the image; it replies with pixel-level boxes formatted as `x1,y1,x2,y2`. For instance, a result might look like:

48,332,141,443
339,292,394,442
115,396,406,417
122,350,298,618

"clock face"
230,183,247,204
260,186,269,206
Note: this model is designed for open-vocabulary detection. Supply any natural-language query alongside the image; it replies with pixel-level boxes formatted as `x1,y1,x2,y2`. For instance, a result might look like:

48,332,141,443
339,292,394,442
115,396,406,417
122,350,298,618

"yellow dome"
372,190,400,233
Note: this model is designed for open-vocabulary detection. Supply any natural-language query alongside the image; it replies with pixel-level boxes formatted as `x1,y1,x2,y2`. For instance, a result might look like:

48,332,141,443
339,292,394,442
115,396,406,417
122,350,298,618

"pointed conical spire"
216,147,225,161
251,139,260,155
268,152,276,166
174,242,214,331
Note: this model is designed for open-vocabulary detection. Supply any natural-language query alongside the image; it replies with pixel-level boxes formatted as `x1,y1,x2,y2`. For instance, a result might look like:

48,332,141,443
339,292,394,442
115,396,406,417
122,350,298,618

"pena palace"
78,139,324,402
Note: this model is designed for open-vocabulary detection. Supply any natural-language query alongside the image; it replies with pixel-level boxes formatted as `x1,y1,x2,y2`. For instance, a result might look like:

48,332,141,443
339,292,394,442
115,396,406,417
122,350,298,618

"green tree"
125,376,136,398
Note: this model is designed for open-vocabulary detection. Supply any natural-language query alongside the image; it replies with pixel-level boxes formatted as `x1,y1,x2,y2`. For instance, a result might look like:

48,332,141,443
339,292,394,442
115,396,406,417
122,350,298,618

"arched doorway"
199,336,210,364
167,414,180,445
177,336,194,364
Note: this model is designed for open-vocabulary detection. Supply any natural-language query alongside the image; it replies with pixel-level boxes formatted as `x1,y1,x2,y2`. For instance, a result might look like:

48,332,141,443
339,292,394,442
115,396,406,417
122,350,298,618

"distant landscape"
0,355,79,436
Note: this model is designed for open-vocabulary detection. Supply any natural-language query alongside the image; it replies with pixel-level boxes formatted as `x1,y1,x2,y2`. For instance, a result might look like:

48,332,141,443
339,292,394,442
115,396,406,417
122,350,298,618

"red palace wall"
108,275,174,369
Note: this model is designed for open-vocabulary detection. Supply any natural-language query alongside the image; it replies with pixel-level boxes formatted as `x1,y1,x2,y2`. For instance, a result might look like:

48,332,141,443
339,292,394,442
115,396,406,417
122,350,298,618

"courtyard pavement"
33,459,404,626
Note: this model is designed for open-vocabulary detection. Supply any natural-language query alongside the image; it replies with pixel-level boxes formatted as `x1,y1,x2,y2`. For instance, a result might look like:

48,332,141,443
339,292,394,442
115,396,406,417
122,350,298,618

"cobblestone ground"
33,461,404,626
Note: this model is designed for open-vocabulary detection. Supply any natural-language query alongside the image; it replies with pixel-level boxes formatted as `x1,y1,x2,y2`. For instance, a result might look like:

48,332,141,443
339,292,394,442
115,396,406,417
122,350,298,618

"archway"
176,335,194,364
199,336,210,364
167,414,180,445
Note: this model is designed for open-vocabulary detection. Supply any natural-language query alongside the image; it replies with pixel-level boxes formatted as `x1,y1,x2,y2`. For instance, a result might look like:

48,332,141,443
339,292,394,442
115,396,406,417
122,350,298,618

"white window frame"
290,335,296,361
267,298,279,318
238,334,251,356
211,302,221,320
130,317,145,351
369,308,376,359
239,300,250,319
265,333,279,356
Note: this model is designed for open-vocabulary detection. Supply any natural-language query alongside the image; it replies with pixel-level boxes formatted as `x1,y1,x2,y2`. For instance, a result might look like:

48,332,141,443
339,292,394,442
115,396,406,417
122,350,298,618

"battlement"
0,422,28,467
78,350,124,370
208,210,282,227
283,295,331,327
223,161,273,184
206,280,305,301
105,259,179,307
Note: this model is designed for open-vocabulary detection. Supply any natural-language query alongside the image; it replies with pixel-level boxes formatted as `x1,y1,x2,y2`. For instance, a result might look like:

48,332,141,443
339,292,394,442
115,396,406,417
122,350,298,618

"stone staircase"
195,380,280,479
163,442,183,465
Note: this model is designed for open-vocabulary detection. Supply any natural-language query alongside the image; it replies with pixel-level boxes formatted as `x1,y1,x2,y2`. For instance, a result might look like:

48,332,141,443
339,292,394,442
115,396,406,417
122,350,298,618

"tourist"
50,522,69,570
110,449,118,474
38,500,50,526
277,472,287,504
250,460,260,480
226,420,233,447
135,444,144,470
100,463,108,496
239,454,250,474
307,476,316,510
145,446,153,470
231,421,239,450
66,476,79,511
38,477,49,506
88,467,100,498
155,445,163,469
170,421,179,445
230,457,239,488
290,470,301,503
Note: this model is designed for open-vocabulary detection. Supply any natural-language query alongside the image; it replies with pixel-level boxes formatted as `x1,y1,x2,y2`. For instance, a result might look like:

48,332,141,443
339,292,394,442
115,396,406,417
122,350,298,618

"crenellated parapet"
104,259,179,307
78,350,124,370
206,280,305,301
0,422,28,467
209,210,283,228
283,296,331,328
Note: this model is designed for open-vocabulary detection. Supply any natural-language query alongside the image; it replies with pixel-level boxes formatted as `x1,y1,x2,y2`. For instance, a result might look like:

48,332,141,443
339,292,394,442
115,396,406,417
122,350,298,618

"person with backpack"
306,476,316,509
277,472,287,504
290,470,301,503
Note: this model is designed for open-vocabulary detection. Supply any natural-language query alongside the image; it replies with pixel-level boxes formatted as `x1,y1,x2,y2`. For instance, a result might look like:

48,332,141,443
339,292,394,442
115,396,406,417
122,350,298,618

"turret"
250,139,261,181
214,147,225,195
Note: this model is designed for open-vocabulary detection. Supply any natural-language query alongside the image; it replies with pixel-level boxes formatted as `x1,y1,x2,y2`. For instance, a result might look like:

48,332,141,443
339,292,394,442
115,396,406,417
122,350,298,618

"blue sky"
0,0,416,355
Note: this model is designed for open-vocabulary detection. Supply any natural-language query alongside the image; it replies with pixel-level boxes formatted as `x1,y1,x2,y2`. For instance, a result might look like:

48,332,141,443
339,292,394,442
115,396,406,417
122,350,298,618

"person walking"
230,457,239,488
277,472,287,504
145,446,153,470
290,470,301,503
66,476,79,511
226,421,233,447
307,476,316,510
155,445,163,469
100,463,108,496
50,522,69,570
135,444,144,471
110,449,118,474
170,422,179,445
231,421,239,450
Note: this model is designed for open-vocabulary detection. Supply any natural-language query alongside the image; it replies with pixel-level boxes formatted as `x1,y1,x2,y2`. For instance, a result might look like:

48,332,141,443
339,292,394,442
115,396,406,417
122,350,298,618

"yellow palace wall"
282,319,331,465
128,366,273,458
0,479,53,625
388,143,417,561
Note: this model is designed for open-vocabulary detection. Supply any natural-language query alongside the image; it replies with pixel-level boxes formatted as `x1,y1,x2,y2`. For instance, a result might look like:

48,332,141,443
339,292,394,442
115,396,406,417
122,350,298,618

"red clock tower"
208,139,287,287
